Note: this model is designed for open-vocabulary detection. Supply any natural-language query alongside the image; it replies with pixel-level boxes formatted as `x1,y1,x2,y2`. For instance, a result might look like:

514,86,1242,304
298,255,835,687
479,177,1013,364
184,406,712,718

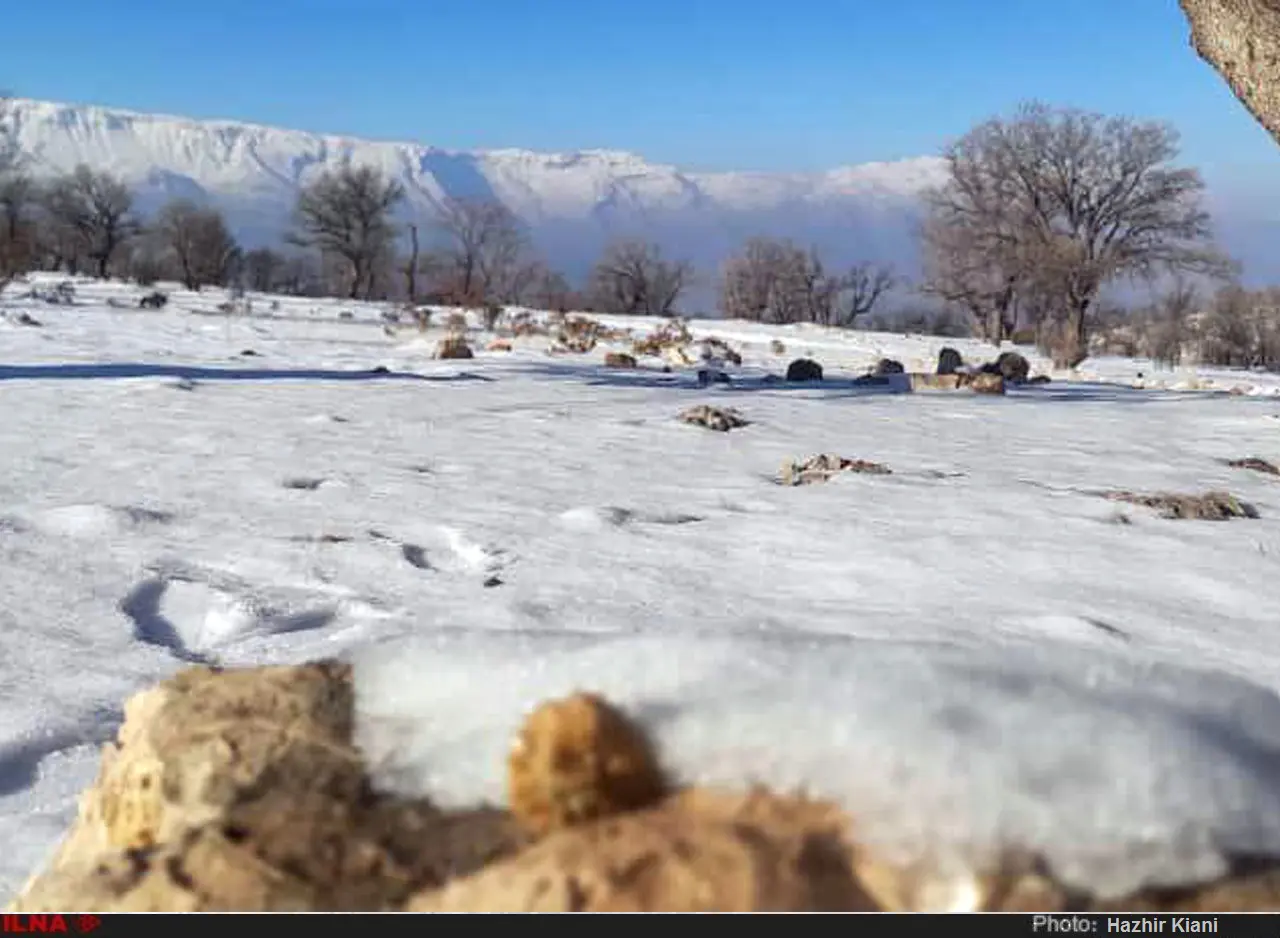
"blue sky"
4,0,1277,197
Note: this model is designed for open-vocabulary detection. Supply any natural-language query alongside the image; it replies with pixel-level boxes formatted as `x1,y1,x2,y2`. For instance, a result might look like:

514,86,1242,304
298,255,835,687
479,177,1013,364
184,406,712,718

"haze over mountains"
5,97,1279,306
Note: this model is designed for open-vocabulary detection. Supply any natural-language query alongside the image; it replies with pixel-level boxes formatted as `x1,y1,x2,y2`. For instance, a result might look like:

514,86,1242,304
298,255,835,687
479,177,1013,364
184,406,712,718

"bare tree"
0,101,35,289
292,164,404,299
528,265,575,312
243,247,286,293
277,252,322,296
720,237,789,322
921,102,1229,367
719,237,891,326
429,197,528,305
41,165,141,279
1198,284,1257,368
1145,278,1198,367
842,261,897,324
589,238,692,316
403,223,421,303
154,199,239,290
122,235,174,287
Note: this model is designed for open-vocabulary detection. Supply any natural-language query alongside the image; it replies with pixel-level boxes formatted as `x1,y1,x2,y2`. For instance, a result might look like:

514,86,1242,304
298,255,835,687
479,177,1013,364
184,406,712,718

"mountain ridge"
3,96,1277,301
0,97,943,296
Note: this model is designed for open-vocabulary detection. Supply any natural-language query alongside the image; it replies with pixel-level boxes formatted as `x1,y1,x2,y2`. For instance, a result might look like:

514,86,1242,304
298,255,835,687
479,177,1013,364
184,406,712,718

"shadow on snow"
0,362,495,383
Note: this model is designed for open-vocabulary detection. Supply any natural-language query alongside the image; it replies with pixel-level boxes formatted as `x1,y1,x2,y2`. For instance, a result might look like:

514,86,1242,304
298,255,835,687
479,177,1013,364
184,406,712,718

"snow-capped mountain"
4,97,1278,301
0,98,943,299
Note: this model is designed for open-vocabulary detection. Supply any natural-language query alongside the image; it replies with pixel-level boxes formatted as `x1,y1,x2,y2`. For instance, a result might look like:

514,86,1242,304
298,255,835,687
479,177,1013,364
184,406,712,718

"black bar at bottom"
1,912,1278,930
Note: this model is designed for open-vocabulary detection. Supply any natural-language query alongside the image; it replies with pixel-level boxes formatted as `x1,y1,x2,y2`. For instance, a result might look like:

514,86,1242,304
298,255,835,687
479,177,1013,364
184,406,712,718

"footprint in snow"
119,566,340,663
557,506,706,532
377,526,511,585
31,503,176,539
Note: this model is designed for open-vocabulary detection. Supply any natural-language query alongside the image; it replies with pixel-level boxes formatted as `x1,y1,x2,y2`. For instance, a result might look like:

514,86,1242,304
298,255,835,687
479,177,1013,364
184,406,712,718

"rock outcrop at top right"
1179,0,1280,146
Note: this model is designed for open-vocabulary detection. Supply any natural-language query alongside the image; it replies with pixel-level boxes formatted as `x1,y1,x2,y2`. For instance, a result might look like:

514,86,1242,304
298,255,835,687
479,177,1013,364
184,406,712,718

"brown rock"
508,693,667,839
967,372,1006,394
909,373,963,391
1101,489,1259,520
435,336,474,359
1226,456,1280,475
631,319,693,357
701,337,743,366
86,661,361,854
486,339,513,352
779,454,892,486
1093,863,1280,912
8,661,522,912
406,789,875,912
604,351,638,368
678,405,749,432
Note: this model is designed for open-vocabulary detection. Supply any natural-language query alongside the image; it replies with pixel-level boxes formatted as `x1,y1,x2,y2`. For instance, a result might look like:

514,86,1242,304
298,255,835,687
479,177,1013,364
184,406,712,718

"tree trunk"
348,258,364,300
405,224,419,304
1056,296,1092,370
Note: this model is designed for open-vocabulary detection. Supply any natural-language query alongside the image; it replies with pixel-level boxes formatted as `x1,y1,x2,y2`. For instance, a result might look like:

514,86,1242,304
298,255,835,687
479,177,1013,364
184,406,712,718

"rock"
779,454,891,486
661,345,695,368
1027,374,1051,385
435,337,474,360
486,339,513,352
909,373,963,391
873,358,905,376
770,339,786,355
785,358,823,382
678,405,749,432
966,372,1006,395
632,320,694,358
982,351,1029,384
908,372,1004,394
1101,490,1259,521
700,337,743,366
8,661,521,912
19,668,1280,912
507,693,667,839
406,789,875,912
604,352,638,368
1179,0,1280,148
936,348,964,375
1226,457,1280,476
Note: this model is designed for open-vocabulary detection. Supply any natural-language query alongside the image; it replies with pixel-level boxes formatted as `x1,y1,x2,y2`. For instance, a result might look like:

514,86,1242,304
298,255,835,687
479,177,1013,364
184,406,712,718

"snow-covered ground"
4,273,1280,902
